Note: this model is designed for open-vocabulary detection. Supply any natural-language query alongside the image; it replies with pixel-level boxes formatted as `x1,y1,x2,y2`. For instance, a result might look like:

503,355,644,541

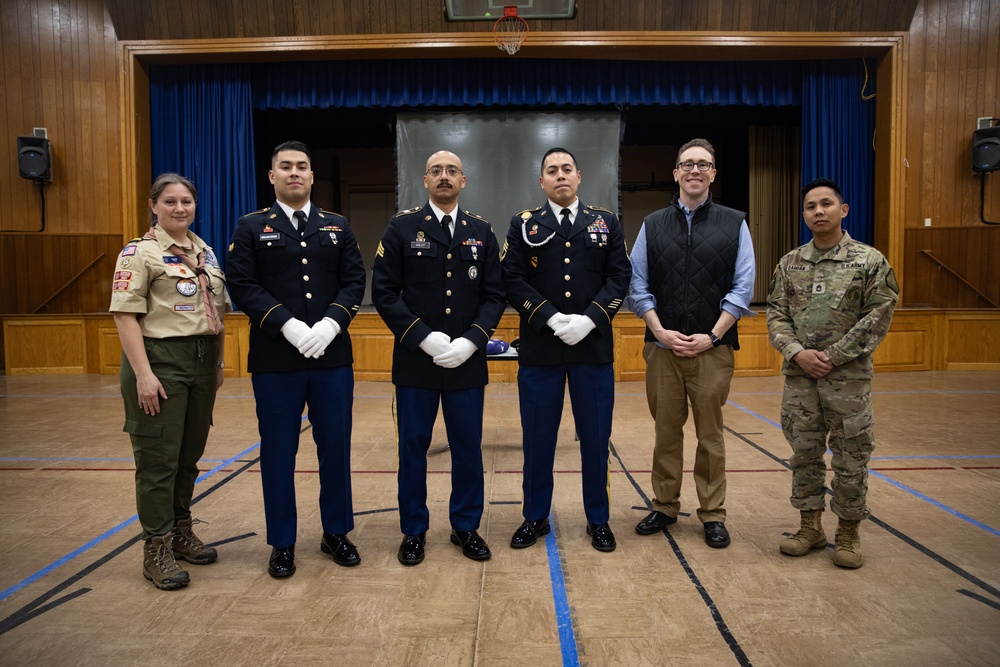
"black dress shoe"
510,518,551,549
635,510,677,535
586,522,617,552
450,530,492,561
397,533,426,566
704,521,731,548
268,546,296,578
320,533,361,567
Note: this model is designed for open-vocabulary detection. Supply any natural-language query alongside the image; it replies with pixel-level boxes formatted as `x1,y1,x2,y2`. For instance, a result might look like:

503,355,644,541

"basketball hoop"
493,6,528,55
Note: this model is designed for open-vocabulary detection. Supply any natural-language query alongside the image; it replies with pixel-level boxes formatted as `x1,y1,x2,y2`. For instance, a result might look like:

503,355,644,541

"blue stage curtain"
147,58,876,261
250,59,803,109
800,60,876,245
149,65,257,269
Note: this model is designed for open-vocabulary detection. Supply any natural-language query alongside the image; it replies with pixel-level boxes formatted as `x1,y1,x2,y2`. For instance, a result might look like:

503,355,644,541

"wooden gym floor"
0,370,998,666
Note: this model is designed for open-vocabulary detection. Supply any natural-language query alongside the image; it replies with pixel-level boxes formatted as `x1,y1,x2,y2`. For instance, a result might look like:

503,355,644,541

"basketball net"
494,6,528,55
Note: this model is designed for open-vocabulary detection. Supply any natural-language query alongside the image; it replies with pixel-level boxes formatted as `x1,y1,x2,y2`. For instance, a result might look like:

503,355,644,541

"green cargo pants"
120,336,218,539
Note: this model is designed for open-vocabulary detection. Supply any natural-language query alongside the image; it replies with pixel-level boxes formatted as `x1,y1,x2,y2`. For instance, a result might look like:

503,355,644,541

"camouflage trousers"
780,375,875,521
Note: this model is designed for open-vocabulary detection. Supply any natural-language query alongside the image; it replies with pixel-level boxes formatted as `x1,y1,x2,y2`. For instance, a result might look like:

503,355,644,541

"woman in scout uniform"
110,173,232,590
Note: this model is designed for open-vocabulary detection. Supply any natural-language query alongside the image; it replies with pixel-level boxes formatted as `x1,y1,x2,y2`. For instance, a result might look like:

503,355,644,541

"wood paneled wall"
899,0,1000,303
903,226,1000,307
0,233,121,314
903,0,1000,233
1,0,998,354
6,309,1000,377
104,1,920,39
0,0,121,235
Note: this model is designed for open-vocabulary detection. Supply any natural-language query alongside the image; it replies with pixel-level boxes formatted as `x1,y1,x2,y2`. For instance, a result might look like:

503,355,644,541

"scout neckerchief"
143,226,221,334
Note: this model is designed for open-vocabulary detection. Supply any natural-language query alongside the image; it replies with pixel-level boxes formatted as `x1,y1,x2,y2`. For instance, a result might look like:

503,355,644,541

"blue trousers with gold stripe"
251,366,355,549
517,363,614,525
394,385,485,535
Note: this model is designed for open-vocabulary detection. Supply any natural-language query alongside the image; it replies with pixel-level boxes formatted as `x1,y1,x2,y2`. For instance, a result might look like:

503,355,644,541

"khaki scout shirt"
109,229,233,338
766,231,898,379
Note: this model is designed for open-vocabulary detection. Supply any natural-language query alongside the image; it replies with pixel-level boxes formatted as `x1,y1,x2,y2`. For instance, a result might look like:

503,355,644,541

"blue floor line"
0,440,262,603
544,514,580,667
728,399,1000,538
869,470,1000,538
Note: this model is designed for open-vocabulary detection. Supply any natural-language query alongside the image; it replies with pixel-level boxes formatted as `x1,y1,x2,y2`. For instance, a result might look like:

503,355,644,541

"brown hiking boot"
172,517,218,565
779,509,827,556
143,535,190,590
834,519,864,568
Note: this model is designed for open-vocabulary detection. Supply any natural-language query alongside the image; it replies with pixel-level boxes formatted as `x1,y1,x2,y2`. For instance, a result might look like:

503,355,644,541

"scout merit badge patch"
176,278,198,297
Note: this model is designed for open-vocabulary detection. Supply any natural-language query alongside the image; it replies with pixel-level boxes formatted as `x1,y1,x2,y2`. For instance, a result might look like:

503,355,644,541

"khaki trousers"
643,342,734,523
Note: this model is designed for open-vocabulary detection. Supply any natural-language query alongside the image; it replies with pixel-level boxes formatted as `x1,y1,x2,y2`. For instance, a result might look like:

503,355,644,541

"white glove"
419,331,452,357
553,314,596,346
298,318,341,358
546,313,571,331
433,337,477,368
281,318,311,348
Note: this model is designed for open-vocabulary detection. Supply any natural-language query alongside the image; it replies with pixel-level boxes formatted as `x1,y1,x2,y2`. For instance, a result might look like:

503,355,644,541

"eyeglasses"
677,161,715,172
426,167,463,178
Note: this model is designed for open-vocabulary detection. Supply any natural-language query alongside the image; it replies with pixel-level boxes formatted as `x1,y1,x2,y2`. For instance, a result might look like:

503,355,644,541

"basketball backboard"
444,0,577,21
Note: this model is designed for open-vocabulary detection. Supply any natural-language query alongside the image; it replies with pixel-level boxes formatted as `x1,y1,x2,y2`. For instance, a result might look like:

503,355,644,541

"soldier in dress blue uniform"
501,147,632,553
226,141,366,579
371,150,506,566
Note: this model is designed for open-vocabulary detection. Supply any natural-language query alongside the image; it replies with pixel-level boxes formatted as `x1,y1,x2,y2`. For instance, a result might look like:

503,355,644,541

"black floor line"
610,442,752,667
724,425,1000,610
0,456,261,635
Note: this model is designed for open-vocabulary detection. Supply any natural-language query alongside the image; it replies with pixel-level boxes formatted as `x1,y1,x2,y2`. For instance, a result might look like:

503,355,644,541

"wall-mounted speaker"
972,126,1000,173
17,136,52,181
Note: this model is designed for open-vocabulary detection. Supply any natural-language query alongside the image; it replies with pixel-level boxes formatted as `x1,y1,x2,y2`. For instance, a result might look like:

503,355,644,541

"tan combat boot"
172,517,218,564
834,519,864,568
143,534,190,590
779,509,827,556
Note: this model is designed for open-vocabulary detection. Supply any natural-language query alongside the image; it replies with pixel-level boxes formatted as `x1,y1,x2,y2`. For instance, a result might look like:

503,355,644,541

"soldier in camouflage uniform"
766,178,898,569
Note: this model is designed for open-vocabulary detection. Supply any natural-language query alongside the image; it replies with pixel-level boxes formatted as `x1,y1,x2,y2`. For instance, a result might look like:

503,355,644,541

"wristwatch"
215,360,225,368
708,332,722,347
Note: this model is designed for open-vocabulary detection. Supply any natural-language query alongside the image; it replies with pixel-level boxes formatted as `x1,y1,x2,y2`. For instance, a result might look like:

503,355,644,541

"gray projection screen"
395,110,621,241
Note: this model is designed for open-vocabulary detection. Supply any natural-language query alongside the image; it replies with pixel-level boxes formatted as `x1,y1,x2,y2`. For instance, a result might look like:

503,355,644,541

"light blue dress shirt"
626,198,756,347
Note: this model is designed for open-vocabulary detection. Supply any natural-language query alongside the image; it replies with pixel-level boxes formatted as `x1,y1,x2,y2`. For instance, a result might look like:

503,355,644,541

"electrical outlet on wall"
978,117,994,130
924,218,932,227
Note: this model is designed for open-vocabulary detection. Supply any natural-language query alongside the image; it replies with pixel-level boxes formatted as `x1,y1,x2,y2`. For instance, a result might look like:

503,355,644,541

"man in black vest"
371,150,505,566
627,138,756,548
227,141,366,578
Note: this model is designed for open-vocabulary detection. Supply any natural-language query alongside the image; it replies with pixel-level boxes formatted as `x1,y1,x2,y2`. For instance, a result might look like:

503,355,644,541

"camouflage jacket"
766,231,898,379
